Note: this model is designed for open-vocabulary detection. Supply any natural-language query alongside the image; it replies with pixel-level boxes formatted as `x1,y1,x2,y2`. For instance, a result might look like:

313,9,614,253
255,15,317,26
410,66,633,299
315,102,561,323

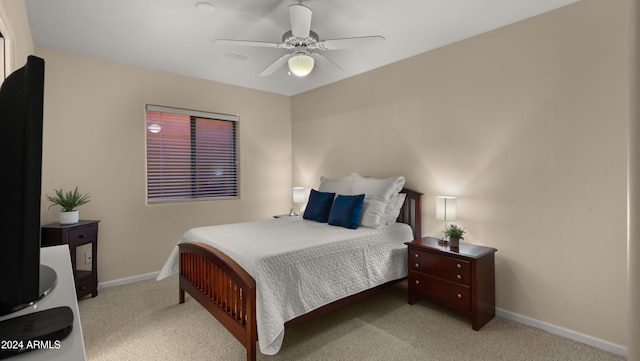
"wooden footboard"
178,242,256,361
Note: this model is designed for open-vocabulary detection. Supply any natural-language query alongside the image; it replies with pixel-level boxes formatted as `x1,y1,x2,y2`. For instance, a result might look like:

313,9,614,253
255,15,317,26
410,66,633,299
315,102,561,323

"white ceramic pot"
59,210,79,224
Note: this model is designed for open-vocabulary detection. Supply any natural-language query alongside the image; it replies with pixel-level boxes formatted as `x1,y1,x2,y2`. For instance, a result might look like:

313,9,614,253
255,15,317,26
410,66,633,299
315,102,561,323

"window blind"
145,105,238,202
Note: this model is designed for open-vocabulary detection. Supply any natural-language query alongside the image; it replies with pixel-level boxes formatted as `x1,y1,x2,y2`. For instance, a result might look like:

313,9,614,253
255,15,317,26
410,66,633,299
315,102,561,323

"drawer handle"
415,263,420,268
457,293,462,299
457,274,462,280
79,234,88,239
456,263,462,269
414,253,420,258
415,280,420,285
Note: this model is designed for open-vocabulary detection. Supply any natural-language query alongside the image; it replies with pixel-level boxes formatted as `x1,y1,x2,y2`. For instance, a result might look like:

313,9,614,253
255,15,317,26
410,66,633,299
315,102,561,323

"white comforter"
157,217,412,355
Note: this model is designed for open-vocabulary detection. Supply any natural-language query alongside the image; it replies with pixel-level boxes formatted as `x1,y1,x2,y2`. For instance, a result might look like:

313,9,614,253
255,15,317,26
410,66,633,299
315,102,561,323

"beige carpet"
78,276,625,361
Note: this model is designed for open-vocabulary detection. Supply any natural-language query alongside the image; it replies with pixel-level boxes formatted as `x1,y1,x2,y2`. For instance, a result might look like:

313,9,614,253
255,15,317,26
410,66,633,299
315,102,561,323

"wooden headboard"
398,188,423,241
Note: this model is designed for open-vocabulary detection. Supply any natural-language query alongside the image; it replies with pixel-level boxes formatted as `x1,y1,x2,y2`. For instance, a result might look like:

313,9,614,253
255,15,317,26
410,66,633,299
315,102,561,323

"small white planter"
59,210,79,224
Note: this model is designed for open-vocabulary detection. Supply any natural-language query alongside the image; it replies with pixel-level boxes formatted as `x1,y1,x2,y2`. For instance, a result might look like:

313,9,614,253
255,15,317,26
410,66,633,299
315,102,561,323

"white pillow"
318,175,354,195
351,173,405,228
383,192,406,225
351,173,405,202
360,197,388,228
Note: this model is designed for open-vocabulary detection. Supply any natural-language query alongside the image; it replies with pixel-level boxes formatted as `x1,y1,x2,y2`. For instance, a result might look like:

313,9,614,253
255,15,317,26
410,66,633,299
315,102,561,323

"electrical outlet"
85,251,92,264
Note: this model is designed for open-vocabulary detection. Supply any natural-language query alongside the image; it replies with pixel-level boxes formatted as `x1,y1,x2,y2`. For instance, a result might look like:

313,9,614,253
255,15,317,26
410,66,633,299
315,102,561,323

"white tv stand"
0,245,86,361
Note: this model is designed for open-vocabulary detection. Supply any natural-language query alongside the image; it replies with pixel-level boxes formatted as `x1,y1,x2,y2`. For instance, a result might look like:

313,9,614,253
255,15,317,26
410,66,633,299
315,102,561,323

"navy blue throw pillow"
303,189,336,223
328,194,365,229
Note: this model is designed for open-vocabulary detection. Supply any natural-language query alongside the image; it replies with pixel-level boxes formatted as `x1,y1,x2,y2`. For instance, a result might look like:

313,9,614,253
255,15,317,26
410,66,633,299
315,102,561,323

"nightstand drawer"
75,272,97,299
409,272,471,310
410,250,471,286
68,224,97,247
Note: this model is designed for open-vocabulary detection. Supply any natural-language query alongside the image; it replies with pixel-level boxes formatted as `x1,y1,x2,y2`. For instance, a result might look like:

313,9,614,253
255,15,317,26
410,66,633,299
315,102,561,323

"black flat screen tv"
0,55,55,316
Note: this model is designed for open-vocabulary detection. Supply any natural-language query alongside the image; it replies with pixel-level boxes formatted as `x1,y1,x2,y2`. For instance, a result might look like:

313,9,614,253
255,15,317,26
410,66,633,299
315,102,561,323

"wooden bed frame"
178,188,422,361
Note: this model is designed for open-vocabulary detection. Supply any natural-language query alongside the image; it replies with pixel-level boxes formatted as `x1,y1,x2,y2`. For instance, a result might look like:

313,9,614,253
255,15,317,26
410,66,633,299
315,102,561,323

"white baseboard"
95,273,627,357
496,307,628,357
97,271,160,290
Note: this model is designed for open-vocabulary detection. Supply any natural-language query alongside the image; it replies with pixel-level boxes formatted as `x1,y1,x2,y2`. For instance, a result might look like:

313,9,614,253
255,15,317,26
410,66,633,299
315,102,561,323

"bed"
157,175,422,361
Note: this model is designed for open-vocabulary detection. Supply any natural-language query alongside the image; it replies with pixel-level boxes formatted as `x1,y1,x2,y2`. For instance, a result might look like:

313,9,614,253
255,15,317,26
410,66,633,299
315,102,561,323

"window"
145,105,238,202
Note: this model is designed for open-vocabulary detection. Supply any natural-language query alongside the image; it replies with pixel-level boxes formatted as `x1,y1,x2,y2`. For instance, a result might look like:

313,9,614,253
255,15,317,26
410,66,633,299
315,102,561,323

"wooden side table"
405,236,497,330
41,220,100,299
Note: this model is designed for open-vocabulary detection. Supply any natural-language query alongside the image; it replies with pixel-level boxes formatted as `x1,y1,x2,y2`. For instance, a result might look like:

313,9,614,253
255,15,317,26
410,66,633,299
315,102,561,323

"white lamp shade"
435,196,457,221
293,187,306,203
288,53,314,77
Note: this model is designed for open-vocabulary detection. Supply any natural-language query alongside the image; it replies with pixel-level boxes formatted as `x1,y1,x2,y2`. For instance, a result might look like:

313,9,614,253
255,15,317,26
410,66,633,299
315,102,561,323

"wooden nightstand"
41,220,100,299
405,236,497,330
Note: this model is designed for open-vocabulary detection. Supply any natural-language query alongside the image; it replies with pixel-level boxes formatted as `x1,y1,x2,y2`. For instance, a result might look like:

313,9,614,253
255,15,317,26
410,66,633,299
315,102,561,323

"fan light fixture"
288,53,314,77
213,4,386,77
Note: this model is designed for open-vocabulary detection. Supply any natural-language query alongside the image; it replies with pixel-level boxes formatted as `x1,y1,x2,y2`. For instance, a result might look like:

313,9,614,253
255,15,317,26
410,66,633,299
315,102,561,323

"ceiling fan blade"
318,35,386,50
311,53,344,72
214,39,281,48
259,53,293,76
289,4,312,38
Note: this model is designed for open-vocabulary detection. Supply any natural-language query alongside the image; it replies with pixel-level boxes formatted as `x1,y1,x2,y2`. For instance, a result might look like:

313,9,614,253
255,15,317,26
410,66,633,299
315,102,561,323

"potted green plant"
444,224,466,248
47,187,91,224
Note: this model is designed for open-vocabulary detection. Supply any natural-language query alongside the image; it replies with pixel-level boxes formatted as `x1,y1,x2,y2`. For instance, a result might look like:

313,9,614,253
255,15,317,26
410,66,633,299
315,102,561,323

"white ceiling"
25,0,579,96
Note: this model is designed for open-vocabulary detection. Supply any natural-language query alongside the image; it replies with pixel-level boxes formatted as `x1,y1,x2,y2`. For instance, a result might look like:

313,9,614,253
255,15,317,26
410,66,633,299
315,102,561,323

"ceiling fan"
214,3,386,77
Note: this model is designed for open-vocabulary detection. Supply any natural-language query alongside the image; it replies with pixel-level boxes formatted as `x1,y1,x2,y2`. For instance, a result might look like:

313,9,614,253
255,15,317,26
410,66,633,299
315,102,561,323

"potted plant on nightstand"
46,187,91,224
444,224,466,248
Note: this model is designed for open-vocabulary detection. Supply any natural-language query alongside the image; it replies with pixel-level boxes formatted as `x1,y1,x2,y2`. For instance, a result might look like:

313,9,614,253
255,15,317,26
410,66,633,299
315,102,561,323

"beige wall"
292,0,629,348
628,1,639,360
0,0,34,71
35,47,292,282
